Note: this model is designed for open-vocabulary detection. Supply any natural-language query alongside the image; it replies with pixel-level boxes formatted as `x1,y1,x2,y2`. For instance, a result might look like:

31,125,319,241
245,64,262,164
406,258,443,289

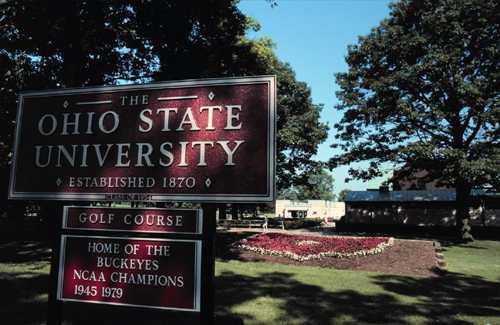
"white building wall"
275,200,345,220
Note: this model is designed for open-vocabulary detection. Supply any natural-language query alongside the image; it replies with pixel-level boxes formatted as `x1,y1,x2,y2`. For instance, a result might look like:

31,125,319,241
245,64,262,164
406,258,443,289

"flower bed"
236,233,394,262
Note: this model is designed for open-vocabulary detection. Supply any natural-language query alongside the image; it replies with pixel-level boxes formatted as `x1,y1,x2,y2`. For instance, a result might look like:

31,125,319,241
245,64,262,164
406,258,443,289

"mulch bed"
219,232,438,277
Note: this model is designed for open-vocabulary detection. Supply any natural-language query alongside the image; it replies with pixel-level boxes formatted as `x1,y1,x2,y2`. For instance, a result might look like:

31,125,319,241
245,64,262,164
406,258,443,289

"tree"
229,37,329,192
329,0,499,241
278,169,335,201
0,0,152,167
337,189,351,202
0,1,155,224
134,0,329,191
1,1,327,205
132,0,249,81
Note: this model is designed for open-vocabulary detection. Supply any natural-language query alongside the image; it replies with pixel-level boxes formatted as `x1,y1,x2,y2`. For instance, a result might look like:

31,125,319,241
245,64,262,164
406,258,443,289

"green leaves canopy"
330,0,499,191
0,0,328,193
278,169,335,201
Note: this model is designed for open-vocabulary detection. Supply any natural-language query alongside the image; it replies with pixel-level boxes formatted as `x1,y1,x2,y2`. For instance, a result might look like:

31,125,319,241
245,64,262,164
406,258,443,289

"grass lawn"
0,241,52,325
442,240,500,281
0,239,499,324
215,240,500,325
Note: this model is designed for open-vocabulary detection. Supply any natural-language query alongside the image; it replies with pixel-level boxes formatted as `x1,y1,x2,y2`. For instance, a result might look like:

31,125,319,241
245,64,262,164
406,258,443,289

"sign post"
9,76,276,324
47,203,64,325
200,204,216,325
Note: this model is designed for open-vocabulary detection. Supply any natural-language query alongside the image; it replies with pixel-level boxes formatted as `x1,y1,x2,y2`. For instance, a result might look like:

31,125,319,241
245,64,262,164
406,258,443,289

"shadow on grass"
215,270,500,324
214,231,499,323
0,272,49,324
372,272,500,322
3,266,497,325
1,237,499,324
442,245,488,250
0,240,51,263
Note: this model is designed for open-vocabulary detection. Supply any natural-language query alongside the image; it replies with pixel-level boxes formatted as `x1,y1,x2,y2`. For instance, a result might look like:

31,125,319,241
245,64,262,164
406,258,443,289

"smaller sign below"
63,206,202,234
58,235,201,312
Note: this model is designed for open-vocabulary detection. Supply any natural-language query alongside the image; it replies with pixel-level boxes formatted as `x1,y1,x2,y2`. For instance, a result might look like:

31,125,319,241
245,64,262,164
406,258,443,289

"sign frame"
62,206,203,234
8,75,276,203
56,234,202,312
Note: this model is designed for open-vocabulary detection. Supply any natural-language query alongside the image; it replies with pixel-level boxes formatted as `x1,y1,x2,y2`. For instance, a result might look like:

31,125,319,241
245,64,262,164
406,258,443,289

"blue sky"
239,0,394,195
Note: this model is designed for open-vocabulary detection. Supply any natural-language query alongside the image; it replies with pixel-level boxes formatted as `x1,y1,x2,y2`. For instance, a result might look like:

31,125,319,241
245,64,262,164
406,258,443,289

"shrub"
283,218,322,229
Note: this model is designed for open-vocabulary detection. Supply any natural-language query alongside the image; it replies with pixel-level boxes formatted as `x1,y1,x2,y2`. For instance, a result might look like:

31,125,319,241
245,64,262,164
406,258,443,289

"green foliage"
241,38,329,191
278,169,334,200
144,22,329,190
337,189,351,202
0,0,152,171
331,0,499,188
330,0,499,239
132,0,249,81
1,238,499,324
1,1,151,87
282,218,322,229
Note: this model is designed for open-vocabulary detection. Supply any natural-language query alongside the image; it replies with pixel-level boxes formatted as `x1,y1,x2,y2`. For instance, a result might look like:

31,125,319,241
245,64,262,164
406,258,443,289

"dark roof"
345,190,500,202
471,189,500,197
345,190,456,202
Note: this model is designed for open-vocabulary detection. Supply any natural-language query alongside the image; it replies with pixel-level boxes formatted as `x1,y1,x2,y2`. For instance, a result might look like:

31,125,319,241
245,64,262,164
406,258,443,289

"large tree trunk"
456,182,473,242
62,0,83,87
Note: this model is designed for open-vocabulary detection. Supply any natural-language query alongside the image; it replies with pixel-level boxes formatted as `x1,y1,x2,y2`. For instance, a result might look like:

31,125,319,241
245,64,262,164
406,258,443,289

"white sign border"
62,206,203,235
9,75,276,203
57,235,202,312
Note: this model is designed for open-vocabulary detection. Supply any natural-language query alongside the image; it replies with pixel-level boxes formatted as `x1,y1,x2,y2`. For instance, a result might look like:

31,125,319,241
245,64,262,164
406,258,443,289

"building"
275,200,345,221
344,190,500,227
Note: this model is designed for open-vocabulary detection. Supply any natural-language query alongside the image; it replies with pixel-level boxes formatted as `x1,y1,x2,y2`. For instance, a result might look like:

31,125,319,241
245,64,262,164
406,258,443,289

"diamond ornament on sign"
205,178,212,188
208,92,215,101
56,178,63,186
63,100,69,108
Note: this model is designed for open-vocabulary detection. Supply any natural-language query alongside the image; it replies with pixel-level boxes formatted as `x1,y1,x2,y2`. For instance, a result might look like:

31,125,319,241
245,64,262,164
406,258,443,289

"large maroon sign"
57,235,201,311
9,76,276,202
63,206,202,234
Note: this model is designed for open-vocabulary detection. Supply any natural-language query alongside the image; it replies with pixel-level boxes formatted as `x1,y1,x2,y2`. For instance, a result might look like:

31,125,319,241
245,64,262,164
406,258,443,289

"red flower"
237,233,393,261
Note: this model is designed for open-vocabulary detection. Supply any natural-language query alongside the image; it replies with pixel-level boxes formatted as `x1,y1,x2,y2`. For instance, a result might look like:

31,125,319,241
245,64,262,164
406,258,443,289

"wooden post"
47,202,64,325
200,204,216,325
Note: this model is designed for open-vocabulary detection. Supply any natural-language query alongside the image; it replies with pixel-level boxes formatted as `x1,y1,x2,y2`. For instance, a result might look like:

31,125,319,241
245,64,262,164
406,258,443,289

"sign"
63,206,202,234
9,76,276,202
57,235,201,312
